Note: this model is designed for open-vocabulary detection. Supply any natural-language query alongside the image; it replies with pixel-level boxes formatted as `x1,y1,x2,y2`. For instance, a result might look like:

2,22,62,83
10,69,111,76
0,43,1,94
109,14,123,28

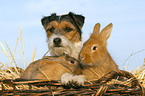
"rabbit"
20,54,85,85
79,23,119,81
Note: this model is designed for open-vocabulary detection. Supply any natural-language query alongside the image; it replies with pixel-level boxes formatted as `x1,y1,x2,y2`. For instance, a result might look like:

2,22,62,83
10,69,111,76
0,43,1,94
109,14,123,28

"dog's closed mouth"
54,45,63,47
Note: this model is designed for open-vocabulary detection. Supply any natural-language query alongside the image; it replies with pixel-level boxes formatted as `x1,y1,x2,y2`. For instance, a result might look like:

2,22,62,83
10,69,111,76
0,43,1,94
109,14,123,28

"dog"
41,12,85,58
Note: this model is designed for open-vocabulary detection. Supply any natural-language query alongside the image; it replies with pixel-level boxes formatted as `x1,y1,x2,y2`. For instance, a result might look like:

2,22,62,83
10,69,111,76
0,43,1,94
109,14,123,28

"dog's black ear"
69,12,85,28
41,17,49,28
41,13,57,28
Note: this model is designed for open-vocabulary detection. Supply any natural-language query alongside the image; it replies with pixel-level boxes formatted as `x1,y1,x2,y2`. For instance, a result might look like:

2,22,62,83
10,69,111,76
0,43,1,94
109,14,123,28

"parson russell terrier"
41,12,85,59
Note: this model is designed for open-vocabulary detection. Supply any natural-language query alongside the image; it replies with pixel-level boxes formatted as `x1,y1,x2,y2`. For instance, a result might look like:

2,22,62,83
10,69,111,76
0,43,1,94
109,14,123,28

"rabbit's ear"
100,23,113,41
92,23,100,36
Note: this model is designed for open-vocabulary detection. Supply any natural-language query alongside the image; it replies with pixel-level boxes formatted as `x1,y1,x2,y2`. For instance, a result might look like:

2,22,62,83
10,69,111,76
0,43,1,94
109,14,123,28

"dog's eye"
47,27,55,33
64,27,73,32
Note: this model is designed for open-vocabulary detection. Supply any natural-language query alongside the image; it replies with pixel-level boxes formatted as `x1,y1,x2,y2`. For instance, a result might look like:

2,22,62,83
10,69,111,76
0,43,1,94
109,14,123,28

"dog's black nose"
53,38,61,45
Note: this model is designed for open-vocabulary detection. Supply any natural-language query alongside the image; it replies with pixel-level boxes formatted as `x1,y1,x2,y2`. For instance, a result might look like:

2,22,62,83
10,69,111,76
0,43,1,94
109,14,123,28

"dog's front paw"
61,73,85,88
61,73,73,85
72,75,85,86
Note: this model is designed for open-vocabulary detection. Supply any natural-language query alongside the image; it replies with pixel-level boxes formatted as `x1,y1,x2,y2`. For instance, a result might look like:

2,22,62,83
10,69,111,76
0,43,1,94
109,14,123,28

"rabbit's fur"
79,23,119,80
20,54,84,85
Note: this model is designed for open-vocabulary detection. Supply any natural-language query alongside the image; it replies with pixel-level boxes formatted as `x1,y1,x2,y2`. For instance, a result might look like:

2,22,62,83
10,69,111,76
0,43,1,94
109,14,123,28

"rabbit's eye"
92,46,97,50
70,60,74,64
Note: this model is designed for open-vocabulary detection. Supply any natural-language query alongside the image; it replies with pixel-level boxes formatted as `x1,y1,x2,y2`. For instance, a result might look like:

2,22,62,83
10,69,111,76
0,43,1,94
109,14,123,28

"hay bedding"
0,70,144,96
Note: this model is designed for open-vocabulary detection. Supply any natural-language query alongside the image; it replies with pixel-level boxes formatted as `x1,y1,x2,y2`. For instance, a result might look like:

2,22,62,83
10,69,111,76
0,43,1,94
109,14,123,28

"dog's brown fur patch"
45,21,80,43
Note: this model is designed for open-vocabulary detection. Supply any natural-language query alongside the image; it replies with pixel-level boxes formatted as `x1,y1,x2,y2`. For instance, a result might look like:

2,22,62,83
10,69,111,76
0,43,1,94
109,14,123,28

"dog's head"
41,12,85,58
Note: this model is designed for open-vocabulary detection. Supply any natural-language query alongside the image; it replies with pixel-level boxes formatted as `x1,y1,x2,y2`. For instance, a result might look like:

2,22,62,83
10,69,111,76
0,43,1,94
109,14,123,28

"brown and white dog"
41,12,85,58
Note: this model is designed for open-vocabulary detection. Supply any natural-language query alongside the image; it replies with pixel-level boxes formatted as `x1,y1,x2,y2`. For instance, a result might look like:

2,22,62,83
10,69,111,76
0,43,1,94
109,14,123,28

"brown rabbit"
20,54,84,85
79,23,119,80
